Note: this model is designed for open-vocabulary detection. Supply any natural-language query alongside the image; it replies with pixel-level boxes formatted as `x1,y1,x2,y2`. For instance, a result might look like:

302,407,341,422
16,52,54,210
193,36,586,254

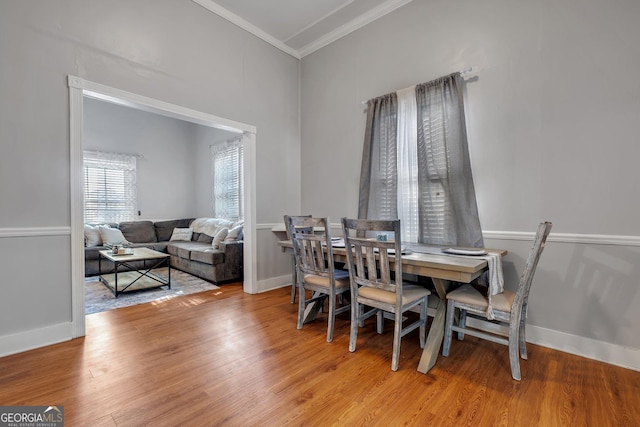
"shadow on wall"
522,241,640,349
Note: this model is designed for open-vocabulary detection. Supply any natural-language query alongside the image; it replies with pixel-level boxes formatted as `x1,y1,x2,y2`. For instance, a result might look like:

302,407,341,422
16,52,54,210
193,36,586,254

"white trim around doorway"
68,75,258,338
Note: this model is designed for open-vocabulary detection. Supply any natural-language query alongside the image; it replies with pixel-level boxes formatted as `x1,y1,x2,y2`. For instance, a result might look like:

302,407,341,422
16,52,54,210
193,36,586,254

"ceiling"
192,0,414,58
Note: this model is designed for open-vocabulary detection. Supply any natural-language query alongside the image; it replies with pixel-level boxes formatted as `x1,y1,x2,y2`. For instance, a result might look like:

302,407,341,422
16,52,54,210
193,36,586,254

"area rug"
85,267,219,315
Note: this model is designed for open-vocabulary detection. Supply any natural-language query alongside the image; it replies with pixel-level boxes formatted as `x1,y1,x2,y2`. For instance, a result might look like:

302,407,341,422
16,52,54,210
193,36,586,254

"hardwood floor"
1,284,638,426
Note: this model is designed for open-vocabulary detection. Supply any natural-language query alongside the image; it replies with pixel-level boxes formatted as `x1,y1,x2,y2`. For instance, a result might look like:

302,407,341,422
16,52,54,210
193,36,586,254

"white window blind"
211,139,244,221
83,150,137,224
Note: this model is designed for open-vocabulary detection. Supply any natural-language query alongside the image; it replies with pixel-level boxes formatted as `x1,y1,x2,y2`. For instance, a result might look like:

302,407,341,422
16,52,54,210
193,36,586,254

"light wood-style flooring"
1,284,638,426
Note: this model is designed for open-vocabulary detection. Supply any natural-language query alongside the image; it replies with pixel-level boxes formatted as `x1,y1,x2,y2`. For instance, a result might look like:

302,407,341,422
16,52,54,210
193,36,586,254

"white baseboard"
257,274,291,293
464,318,640,372
0,322,73,358
526,324,640,371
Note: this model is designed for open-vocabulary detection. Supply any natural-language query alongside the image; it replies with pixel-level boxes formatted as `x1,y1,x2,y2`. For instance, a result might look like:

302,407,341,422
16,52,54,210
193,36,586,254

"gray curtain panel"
358,93,398,221
416,73,483,247
358,72,484,247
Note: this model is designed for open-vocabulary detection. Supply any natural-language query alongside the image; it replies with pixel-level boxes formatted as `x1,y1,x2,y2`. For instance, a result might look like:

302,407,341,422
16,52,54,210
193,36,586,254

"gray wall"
84,97,239,220
193,126,239,217
0,0,298,349
300,0,640,363
2,0,638,368
84,97,198,220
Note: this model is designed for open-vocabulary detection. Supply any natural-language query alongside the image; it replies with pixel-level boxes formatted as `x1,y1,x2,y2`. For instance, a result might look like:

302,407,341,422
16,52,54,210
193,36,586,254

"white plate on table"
374,247,408,255
331,238,346,247
442,248,487,256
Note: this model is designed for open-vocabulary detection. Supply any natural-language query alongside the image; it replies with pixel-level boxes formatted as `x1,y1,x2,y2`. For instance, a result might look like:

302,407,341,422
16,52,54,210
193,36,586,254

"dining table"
279,239,507,374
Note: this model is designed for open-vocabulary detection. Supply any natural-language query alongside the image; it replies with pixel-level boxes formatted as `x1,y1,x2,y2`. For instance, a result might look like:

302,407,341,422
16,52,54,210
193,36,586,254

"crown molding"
297,0,415,58
191,0,415,59
191,0,301,59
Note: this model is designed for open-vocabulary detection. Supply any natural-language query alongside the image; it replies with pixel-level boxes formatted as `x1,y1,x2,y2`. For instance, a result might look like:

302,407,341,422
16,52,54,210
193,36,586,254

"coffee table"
98,247,171,297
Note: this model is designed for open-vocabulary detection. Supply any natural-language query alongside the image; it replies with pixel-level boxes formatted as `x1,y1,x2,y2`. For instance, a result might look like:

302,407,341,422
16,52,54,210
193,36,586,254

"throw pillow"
224,223,243,242
99,226,129,245
84,224,105,247
170,227,193,242
212,227,229,249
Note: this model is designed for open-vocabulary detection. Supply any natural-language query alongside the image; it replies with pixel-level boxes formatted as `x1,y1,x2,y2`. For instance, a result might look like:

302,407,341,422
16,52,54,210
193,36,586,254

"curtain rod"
360,67,473,106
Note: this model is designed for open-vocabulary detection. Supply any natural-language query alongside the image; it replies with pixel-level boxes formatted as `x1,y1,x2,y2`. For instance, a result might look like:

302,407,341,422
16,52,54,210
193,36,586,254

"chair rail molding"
0,227,71,238
483,230,640,246
265,222,640,246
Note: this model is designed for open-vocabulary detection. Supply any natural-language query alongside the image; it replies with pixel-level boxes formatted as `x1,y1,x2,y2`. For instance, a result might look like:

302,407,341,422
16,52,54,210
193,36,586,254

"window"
83,150,137,223
360,73,483,247
211,139,244,221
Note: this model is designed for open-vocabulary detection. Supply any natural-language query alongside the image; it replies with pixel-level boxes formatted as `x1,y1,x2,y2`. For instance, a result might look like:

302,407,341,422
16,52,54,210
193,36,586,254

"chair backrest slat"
286,216,334,278
342,218,401,296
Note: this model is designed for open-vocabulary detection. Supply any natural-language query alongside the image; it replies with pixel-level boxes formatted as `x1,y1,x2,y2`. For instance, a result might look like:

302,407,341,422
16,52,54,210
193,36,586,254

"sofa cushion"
167,241,210,259
155,219,194,242
190,248,225,265
131,242,168,253
119,221,157,243
85,246,103,261
197,233,214,244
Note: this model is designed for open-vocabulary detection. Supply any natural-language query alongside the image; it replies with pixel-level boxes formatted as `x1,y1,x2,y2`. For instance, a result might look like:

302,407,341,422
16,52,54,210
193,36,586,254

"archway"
68,75,257,338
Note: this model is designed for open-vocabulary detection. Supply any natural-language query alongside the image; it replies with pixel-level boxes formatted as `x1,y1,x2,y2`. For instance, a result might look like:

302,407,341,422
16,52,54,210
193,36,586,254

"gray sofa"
84,218,243,284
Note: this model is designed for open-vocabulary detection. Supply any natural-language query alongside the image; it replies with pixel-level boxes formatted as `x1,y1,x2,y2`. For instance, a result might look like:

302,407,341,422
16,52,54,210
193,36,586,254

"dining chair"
442,221,552,380
286,216,351,342
283,214,312,304
341,218,431,371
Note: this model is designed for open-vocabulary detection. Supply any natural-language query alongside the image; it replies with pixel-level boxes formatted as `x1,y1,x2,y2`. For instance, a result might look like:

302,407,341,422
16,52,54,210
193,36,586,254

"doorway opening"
69,76,257,338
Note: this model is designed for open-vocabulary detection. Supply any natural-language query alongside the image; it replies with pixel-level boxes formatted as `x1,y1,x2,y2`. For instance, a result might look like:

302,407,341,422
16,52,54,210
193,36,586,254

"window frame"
83,150,137,224
211,139,244,222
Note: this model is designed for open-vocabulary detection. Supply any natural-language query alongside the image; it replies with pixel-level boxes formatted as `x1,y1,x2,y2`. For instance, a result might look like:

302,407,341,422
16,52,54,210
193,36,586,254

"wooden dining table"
279,240,507,374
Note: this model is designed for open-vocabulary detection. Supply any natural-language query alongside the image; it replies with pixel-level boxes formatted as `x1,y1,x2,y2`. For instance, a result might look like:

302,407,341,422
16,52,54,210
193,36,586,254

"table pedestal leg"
417,278,452,374
303,291,325,324
418,298,445,373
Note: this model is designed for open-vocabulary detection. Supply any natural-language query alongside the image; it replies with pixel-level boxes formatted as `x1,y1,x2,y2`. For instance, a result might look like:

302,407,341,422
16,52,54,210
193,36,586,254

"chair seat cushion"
447,284,514,312
303,270,350,289
358,284,430,305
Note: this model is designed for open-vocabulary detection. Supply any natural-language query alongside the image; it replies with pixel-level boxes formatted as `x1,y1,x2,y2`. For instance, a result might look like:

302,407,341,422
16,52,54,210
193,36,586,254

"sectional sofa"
84,218,243,284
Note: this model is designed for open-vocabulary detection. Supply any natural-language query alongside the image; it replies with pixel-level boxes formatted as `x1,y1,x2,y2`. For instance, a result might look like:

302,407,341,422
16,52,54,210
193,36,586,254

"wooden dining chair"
341,218,431,371
286,216,350,342
442,221,552,380
283,214,312,304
